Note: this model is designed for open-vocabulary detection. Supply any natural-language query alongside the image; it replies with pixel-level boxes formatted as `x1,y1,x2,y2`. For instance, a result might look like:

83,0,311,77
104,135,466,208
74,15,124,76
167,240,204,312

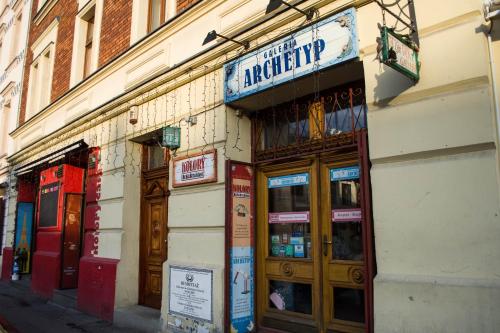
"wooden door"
140,167,168,309
61,193,83,289
256,154,370,333
321,154,367,333
256,159,322,333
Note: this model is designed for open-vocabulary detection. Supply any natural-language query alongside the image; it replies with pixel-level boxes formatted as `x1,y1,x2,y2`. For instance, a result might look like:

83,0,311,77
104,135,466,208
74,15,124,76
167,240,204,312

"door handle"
323,235,332,256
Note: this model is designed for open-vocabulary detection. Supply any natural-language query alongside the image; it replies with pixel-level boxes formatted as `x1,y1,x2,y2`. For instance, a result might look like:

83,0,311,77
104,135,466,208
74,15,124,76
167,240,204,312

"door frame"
255,131,374,333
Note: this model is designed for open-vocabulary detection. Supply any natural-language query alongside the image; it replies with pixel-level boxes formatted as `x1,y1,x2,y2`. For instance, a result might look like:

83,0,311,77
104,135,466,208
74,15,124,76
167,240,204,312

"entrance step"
50,288,78,309
114,305,161,333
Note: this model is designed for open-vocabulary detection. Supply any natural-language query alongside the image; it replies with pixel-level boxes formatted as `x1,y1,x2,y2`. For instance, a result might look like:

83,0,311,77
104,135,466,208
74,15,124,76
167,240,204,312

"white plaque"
169,266,213,322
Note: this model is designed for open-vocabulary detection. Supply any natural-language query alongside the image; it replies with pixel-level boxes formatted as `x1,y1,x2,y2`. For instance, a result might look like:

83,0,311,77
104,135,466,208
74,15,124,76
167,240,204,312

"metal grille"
252,84,367,163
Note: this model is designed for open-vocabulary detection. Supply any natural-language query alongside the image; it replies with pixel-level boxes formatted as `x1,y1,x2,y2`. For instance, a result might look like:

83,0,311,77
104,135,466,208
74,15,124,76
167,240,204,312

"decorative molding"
33,0,58,25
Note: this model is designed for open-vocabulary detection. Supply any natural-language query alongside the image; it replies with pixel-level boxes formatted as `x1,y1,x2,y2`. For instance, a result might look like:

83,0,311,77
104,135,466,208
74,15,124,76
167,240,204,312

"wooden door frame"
254,131,374,333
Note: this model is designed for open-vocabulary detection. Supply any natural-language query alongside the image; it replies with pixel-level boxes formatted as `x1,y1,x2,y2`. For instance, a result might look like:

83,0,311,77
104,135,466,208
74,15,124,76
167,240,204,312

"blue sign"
330,166,359,181
224,8,358,103
268,173,309,188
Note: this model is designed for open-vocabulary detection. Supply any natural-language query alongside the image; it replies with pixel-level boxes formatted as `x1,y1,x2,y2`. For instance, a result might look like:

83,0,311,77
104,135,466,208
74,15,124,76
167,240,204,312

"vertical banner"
226,161,255,333
14,202,34,274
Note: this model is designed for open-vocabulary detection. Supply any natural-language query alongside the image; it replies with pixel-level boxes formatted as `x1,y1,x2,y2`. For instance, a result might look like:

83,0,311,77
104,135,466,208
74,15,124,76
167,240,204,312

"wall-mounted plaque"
173,150,217,187
169,266,213,322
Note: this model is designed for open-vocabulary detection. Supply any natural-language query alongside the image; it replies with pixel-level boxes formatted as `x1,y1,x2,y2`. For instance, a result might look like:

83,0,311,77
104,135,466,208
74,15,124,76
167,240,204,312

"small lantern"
129,105,138,125
162,126,181,150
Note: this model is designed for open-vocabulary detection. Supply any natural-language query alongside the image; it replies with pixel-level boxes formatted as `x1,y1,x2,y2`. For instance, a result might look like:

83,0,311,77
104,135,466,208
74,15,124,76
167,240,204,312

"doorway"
139,145,169,309
256,151,371,333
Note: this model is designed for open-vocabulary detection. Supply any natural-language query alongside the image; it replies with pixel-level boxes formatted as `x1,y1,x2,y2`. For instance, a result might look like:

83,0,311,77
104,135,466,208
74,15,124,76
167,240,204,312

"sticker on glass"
268,173,309,188
330,166,359,181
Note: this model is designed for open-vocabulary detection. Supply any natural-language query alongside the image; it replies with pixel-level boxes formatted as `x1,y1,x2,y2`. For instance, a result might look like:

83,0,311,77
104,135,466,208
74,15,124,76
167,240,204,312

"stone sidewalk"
0,280,138,333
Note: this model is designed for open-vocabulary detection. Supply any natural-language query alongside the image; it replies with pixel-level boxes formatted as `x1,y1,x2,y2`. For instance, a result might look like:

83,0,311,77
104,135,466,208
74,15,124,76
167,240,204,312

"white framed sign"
169,265,213,322
224,8,358,103
173,149,217,187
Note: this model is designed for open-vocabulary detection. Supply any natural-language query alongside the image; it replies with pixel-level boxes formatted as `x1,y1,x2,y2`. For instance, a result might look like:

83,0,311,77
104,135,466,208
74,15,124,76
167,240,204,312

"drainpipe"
484,0,500,197
484,1,500,147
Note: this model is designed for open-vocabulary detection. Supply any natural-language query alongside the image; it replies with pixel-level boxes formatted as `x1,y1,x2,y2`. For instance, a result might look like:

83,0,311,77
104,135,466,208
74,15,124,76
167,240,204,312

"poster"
173,150,217,187
227,162,255,333
169,266,213,322
14,202,34,274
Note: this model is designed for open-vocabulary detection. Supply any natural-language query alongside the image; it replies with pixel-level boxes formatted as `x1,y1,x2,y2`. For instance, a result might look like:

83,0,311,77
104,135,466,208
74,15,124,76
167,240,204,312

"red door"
61,193,83,289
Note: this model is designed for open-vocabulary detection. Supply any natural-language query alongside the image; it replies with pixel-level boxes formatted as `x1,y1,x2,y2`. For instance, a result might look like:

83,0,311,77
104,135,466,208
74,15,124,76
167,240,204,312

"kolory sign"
224,8,358,103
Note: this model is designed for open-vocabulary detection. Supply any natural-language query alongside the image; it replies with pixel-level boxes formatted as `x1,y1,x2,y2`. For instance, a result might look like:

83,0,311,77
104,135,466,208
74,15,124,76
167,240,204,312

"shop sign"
226,162,255,333
380,26,420,81
173,150,217,187
162,126,181,149
330,166,359,181
169,266,213,322
269,211,310,224
332,208,362,222
224,8,358,103
268,173,309,188
14,202,34,274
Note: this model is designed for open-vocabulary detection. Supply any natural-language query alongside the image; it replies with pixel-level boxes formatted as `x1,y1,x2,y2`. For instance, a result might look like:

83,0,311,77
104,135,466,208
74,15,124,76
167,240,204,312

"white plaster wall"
358,0,500,331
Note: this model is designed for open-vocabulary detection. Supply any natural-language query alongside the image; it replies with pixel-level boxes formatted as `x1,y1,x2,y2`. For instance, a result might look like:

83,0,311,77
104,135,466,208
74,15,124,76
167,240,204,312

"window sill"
33,0,59,26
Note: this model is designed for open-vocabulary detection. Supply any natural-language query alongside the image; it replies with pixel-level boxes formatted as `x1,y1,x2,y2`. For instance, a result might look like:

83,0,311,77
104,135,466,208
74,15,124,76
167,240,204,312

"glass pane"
333,287,365,323
332,222,363,260
268,173,311,258
148,145,165,169
149,0,162,31
330,166,363,260
325,104,366,135
263,106,309,150
269,280,312,314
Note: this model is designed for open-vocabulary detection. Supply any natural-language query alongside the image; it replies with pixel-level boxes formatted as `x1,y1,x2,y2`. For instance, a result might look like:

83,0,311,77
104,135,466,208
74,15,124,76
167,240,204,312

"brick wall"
98,0,132,67
177,0,199,13
19,0,78,125
19,0,133,126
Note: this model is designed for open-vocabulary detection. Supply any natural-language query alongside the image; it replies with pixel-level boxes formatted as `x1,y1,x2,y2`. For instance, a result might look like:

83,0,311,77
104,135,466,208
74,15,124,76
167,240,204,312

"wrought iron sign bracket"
374,0,419,48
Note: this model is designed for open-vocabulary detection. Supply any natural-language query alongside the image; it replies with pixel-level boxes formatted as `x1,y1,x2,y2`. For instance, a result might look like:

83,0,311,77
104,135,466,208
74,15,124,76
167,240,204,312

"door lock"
323,235,332,256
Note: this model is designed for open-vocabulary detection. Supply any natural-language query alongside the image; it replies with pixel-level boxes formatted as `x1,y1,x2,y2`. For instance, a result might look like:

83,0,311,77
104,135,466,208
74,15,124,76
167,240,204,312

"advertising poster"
14,202,34,274
227,162,255,333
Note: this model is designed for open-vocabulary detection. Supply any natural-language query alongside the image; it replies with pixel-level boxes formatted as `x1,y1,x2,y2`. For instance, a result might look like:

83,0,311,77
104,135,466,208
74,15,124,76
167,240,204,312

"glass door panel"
322,163,366,333
257,161,320,333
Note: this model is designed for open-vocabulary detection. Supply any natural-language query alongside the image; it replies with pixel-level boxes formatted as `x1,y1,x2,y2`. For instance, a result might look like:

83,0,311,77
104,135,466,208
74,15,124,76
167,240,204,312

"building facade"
1,0,500,333
0,0,32,277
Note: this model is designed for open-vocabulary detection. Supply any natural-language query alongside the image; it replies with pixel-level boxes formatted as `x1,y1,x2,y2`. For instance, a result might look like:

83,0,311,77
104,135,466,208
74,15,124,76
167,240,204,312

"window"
148,0,165,32
37,0,48,11
26,18,58,119
10,12,22,62
71,2,102,85
83,10,95,78
27,47,53,116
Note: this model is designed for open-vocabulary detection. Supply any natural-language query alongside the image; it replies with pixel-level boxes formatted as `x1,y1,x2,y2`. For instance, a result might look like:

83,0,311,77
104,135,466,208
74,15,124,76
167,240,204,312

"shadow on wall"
372,63,415,107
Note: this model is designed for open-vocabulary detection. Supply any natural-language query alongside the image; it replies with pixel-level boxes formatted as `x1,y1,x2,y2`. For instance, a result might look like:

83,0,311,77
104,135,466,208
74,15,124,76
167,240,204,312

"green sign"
380,26,420,82
162,126,181,149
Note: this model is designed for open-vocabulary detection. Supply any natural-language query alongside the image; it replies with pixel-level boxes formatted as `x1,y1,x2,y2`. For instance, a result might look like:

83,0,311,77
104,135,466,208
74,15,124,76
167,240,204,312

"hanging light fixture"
265,0,315,20
202,30,250,49
129,105,138,125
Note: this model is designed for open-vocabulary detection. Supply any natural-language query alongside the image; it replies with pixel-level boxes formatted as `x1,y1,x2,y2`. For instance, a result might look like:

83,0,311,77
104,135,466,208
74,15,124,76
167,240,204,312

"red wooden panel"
77,257,119,321
31,251,61,298
1,247,13,281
